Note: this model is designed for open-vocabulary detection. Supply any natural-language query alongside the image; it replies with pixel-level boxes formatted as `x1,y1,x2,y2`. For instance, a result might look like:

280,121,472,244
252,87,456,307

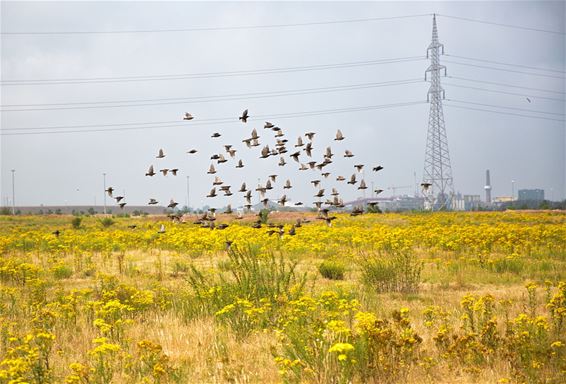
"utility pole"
422,14,454,211
103,173,107,214
11,169,15,215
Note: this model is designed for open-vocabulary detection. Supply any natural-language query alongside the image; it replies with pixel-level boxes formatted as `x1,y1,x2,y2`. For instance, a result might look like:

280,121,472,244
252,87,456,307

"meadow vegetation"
0,211,564,383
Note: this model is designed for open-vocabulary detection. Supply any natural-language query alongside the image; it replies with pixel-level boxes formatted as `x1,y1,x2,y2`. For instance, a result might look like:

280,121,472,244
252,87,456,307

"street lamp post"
187,176,191,212
103,173,107,215
11,170,15,215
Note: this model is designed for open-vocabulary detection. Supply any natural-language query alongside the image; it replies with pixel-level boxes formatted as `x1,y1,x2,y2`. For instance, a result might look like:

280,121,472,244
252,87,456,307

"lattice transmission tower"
422,14,454,210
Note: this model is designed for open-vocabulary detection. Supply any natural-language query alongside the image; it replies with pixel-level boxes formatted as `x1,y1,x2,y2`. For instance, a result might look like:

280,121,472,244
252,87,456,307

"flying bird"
105,187,114,197
119,202,126,209
305,132,315,141
207,188,217,198
160,168,169,176
354,164,364,172
260,146,271,159
347,174,357,185
236,159,244,168
183,112,194,120
145,165,155,176
148,198,158,205
278,157,287,166
305,142,313,157
344,150,354,158
156,149,165,158
421,182,432,191
217,154,227,164
213,176,223,185
526,97,532,103
187,149,197,154
251,128,259,140
239,109,249,123
171,169,179,176
358,180,368,190
336,176,345,181
168,199,178,209
295,136,304,147
211,132,221,138
314,189,325,198
284,179,292,189
207,164,216,174
334,129,344,141
114,196,124,202
373,165,384,172
239,183,247,192
264,121,274,129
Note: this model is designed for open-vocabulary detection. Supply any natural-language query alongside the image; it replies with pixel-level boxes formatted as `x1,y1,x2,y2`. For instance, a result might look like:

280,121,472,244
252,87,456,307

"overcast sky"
1,1,564,209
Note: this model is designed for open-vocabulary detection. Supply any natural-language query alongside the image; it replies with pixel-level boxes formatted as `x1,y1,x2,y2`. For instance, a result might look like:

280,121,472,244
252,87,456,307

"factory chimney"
484,170,492,204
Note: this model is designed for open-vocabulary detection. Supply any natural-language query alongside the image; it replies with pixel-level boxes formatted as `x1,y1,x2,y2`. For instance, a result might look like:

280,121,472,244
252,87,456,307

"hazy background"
1,1,564,209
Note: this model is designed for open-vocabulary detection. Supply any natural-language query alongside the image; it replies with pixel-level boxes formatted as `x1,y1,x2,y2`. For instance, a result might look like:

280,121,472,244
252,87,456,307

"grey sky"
1,1,565,209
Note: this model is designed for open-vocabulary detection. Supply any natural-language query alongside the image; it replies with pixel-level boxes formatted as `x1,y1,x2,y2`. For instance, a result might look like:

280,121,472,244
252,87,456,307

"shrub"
259,209,270,224
52,264,73,279
99,218,115,228
360,249,422,293
183,245,307,333
71,217,82,229
319,259,346,280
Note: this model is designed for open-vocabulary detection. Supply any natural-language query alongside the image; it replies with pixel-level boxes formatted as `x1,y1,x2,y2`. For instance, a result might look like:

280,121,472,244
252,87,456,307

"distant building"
464,195,482,210
518,189,545,201
493,196,513,203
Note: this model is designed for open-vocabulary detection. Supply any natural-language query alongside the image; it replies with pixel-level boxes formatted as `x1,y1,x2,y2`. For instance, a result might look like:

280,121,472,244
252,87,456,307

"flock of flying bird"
99,109,432,235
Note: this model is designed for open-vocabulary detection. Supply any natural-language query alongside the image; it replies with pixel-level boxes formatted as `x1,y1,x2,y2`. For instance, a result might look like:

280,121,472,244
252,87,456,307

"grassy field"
0,211,565,383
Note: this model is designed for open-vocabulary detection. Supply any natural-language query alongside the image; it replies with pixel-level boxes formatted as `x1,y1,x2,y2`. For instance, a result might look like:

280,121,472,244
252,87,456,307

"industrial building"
518,189,545,202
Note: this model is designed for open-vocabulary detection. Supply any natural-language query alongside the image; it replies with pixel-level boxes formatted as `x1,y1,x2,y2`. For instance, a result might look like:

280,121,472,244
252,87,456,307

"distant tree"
87,207,96,215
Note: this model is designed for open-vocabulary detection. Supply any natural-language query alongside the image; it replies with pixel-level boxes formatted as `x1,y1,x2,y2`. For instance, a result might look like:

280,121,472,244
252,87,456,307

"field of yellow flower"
0,211,565,383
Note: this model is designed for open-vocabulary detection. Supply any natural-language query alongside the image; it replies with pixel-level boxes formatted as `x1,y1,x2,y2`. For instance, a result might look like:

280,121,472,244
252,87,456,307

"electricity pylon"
423,14,454,210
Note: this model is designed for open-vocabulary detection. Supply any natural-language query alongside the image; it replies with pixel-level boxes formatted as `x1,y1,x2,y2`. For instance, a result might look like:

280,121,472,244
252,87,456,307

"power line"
0,78,424,111
438,14,566,36
448,76,566,95
444,82,566,102
445,54,566,74
446,99,565,116
444,103,565,122
444,60,566,80
0,13,431,35
1,100,427,136
0,56,425,86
